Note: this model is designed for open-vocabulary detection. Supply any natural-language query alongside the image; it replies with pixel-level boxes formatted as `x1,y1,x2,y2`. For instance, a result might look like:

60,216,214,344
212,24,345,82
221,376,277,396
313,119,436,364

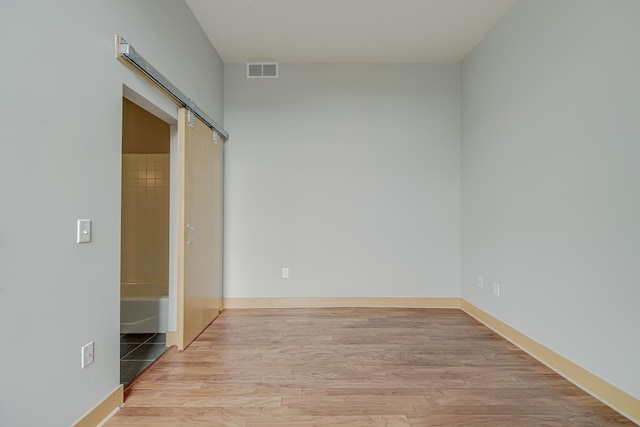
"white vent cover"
247,62,279,78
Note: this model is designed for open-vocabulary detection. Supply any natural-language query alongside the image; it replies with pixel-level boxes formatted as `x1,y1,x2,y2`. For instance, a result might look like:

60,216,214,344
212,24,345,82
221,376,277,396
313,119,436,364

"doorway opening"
120,97,171,386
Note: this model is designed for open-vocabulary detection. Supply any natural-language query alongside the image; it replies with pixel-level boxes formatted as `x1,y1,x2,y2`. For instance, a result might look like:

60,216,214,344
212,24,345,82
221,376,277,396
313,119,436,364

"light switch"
81,341,94,369
77,219,91,243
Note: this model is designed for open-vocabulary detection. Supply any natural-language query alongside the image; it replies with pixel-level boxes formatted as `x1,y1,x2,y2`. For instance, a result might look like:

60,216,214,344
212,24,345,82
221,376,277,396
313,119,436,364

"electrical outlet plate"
493,282,500,297
282,267,289,279
477,276,484,288
81,341,94,369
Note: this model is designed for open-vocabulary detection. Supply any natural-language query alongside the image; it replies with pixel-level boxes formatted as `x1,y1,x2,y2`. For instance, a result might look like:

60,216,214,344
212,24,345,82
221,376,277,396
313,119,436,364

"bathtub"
120,296,168,334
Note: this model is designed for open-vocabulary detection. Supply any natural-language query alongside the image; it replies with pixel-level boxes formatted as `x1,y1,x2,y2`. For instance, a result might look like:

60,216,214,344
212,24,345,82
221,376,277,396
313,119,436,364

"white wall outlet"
493,282,500,297
77,219,91,243
282,267,289,279
81,341,94,369
477,276,484,288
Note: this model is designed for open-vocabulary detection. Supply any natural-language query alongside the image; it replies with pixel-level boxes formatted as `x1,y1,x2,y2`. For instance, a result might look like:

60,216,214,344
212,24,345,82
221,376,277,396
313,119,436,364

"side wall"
0,1,223,425
223,64,461,299
462,0,640,399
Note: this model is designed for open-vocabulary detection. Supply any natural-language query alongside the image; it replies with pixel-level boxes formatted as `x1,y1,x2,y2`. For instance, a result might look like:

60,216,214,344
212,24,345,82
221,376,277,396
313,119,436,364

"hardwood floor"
106,308,636,426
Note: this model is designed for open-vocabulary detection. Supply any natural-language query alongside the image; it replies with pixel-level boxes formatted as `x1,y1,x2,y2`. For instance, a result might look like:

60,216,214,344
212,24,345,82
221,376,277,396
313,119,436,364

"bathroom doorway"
120,97,171,386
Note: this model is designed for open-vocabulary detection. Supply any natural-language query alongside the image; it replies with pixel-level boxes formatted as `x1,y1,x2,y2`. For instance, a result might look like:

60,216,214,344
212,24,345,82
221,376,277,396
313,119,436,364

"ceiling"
185,0,515,63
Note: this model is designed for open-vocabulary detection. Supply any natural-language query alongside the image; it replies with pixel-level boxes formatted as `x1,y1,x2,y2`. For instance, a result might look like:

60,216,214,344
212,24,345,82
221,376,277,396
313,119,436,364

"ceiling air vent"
247,62,279,78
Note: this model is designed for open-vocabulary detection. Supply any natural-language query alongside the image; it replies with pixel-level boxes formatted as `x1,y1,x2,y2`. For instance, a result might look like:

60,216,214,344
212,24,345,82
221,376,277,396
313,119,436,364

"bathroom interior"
120,97,170,386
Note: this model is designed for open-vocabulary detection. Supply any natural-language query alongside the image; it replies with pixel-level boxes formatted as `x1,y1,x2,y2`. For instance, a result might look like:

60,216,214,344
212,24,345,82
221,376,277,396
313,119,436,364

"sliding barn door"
170,108,222,350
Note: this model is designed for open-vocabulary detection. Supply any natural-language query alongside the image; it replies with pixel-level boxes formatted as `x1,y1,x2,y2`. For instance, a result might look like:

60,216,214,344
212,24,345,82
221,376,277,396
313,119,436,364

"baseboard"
460,300,640,425
222,297,462,309
73,384,123,427
166,330,180,349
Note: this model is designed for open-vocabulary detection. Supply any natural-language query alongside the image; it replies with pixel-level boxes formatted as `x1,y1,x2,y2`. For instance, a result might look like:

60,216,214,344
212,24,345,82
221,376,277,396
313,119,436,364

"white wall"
224,64,461,298
462,0,640,399
0,1,223,425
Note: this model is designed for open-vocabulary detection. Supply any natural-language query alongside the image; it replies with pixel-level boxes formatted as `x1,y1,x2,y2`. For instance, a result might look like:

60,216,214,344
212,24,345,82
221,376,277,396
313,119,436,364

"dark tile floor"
120,333,167,385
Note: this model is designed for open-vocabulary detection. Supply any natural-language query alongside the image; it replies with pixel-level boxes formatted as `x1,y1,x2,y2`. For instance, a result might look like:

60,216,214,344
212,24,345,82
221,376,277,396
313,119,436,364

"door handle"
186,224,196,244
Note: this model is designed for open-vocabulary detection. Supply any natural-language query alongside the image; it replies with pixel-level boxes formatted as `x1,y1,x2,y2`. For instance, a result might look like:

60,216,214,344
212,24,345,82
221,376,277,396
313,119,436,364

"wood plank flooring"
106,308,636,426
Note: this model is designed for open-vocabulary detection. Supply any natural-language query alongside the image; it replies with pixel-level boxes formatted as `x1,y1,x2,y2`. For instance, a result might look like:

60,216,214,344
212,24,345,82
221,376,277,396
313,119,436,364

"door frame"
121,85,180,334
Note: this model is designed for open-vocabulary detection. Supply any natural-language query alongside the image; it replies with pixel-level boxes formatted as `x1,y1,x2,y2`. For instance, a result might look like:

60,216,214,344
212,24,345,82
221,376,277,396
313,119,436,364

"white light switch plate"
77,219,91,243
81,341,94,369
493,282,500,297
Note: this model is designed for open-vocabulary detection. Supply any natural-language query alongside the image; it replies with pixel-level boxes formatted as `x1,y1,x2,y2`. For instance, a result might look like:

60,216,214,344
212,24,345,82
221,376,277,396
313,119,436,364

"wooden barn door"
169,108,222,350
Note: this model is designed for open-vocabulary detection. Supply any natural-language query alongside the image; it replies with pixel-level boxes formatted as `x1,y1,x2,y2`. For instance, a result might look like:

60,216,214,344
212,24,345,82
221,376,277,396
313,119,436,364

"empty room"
0,1,638,426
